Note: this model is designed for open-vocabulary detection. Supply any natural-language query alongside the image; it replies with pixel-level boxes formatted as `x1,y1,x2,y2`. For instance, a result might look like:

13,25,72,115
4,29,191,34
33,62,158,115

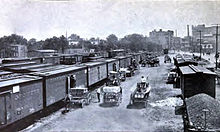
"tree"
59,35,68,53
68,34,81,41
106,34,118,45
118,34,147,52
42,36,68,53
0,34,28,57
106,34,118,50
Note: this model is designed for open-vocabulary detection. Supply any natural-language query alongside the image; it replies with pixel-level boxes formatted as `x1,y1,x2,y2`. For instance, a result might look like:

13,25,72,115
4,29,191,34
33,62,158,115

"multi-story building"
149,29,174,49
180,36,191,51
173,37,181,50
192,24,219,53
10,44,27,58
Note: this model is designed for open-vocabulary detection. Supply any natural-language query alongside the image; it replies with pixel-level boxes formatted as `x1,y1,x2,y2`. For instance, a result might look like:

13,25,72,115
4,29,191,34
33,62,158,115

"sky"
0,0,220,40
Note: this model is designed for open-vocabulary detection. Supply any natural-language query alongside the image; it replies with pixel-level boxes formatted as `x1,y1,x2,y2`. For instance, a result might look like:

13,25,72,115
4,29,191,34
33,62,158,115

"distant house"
0,44,28,58
68,40,79,46
10,44,28,58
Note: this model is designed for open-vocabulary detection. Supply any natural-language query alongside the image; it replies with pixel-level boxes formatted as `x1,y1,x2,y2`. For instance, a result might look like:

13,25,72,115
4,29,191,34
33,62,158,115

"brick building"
192,24,219,53
149,29,174,49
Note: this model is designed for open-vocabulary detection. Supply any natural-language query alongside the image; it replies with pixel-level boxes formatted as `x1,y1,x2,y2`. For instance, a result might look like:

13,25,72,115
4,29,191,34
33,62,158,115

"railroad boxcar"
28,65,87,107
60,54,83,64
83,61,107,87
104,58,120,74
2,57,42,65
0,74,43,129
179,65,216,98
126,55,133,66
114,56,131,68
134,53,141,63
43,56,60,64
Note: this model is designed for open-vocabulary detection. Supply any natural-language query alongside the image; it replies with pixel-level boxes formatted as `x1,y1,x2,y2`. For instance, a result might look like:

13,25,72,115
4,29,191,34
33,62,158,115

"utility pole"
196,30,202,60
212,24,220,70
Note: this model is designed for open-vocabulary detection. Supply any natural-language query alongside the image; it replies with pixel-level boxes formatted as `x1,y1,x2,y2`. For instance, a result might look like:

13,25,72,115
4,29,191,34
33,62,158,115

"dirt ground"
21,55,183,132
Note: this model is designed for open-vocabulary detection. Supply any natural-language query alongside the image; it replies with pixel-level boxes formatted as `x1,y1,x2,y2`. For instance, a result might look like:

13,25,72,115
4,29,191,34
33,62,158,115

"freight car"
0,74,43,131
2,57,43,64
114,56,131,68
0,53,137,131
82,61,107,88
28,65,88,107
104,58,120,74
179,65,216,99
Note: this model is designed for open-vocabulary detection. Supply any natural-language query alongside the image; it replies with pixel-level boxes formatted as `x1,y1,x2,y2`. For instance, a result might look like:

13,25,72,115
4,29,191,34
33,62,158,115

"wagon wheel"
129,94,133,105
120,94,122,103
116,101,120,106
81,100,86,108
86,98,90,105
144,100,149,108
86,95,91,105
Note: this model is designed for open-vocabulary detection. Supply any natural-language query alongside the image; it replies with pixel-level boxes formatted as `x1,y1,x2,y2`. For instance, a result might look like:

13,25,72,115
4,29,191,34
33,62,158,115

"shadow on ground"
126,102,147,109
99,103,120,108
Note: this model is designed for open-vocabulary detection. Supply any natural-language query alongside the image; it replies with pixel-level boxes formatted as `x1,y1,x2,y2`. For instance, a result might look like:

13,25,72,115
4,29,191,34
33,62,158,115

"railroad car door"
0,95,6,126
97,67,100,80
0,92,12,126
5,94,12,124
113,63,117,71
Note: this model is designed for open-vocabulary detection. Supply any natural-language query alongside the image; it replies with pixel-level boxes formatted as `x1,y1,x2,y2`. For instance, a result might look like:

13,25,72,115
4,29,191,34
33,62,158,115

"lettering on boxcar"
13,85,20,93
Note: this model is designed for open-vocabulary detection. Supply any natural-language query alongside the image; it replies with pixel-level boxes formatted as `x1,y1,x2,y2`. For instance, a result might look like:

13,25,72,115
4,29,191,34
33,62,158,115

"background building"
192,24,220,53
149,29,174,49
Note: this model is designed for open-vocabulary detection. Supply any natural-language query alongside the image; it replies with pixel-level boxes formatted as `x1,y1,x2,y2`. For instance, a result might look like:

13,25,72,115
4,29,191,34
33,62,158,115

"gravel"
185,93,220,130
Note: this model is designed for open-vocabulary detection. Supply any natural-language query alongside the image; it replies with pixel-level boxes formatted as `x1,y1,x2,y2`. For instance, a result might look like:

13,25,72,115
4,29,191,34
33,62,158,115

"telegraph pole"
196,30,202,60
212,24,220,70
216,25,218,70
200,31,202,60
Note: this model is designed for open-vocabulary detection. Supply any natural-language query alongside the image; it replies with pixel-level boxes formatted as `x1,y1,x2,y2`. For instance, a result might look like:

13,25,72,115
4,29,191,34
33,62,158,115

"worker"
97,88,101,102
62,95,70,114
141,76,147,83
141,76,149,88
113,78,118,86
70,75,76,88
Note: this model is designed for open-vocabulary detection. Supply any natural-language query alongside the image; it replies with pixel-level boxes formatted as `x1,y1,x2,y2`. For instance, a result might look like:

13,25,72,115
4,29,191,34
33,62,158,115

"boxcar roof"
29,64,71,72
104,58,118,63
0,75,42,88
180,65,216,75
114,56,127,59
2,61,36,67
0,70,12,76
10,63,54,71
83,61,106,67
30,65,86,76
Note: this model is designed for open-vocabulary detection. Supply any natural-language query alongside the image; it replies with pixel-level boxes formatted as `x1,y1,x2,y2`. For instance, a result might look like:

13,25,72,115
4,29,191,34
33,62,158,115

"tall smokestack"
187,25,190,37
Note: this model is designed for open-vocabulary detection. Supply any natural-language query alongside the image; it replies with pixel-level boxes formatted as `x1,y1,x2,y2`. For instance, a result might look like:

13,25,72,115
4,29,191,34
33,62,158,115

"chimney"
187,25,190,37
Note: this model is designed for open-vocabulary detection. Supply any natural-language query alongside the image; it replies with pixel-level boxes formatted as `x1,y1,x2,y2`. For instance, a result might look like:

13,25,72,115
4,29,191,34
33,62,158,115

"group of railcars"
0,53,141,131
171,54,218,131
